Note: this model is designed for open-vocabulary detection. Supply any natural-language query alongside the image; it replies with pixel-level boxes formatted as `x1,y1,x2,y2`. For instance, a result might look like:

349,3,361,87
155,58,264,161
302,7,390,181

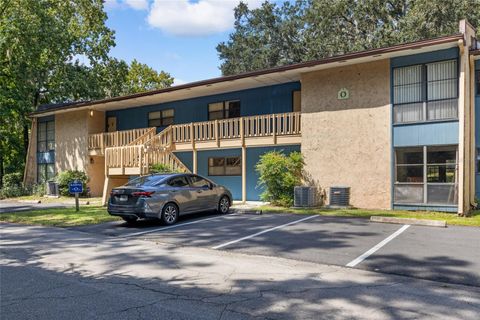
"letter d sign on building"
337,88,349,100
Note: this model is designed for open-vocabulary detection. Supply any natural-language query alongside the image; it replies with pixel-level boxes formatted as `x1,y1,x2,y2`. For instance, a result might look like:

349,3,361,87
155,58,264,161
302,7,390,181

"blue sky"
104,0,266,85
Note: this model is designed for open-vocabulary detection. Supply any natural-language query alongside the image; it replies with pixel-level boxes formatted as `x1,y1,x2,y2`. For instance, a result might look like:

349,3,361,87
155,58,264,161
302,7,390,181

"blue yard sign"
69,181,83,212
69,182,83,194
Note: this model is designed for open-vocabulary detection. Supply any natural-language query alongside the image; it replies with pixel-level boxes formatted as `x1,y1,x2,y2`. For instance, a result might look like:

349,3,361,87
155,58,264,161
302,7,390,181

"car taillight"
132,191,155,197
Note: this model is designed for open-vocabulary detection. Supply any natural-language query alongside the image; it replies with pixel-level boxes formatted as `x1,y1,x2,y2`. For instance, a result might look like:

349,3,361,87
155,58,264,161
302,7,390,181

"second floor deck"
88,112,302,155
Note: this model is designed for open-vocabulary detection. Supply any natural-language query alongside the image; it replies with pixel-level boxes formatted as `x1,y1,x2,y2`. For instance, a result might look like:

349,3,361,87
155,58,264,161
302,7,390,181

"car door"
166,176,196,214
189,175,217,211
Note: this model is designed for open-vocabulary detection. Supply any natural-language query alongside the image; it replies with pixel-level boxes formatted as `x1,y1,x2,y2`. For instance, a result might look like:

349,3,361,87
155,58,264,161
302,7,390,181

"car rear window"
125,175,168,187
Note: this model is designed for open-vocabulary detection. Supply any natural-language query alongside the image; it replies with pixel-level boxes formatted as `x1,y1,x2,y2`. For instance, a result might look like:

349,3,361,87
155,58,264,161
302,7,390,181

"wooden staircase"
104,127,190,177
101,112,301,204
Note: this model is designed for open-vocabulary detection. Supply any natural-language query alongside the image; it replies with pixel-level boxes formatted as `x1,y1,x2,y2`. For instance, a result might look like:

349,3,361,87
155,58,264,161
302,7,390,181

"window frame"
148,109,174,127
208,156,242,176
392,59,459,124
292,90,301,112
208,100,241,121
37,120,55,152
475,69,480,96
394,145,458,206
37,163,55,184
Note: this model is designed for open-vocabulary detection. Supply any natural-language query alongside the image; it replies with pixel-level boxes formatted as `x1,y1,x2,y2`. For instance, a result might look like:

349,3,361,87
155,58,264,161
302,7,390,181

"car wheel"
161,203,179,225
218,196,230,214
122,216,137,224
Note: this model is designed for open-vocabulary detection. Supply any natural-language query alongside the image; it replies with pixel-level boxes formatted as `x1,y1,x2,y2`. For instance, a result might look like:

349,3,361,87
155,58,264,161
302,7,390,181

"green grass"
7,195,102,205
0,206,120,227
259,205,480,227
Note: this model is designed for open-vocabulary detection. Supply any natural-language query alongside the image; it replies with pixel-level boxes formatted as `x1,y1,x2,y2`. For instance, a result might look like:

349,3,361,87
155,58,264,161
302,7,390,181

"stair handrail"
127,127,157,146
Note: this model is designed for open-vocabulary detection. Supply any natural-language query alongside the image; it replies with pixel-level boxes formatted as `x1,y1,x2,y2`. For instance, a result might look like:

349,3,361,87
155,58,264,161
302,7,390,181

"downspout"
471,54,480,211
457,39,466,215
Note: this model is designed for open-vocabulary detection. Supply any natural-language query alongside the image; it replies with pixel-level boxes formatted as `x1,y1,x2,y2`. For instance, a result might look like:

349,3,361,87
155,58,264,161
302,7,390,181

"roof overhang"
31,34,464,118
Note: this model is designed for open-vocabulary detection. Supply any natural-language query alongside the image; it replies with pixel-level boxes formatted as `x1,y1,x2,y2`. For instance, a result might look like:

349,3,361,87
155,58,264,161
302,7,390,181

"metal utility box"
294,186,318,207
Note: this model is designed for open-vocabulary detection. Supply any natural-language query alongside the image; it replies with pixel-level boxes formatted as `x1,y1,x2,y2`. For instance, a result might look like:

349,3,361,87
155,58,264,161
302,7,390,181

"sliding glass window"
37,120,55,152
394,146,458,205
208,101,240,120
148,109,174,127
393,60,458,124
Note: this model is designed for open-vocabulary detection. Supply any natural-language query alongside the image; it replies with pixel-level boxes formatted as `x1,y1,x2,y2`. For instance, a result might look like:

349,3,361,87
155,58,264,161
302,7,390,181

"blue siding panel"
173,151,193,172
177,145,300,201
246,145,301,201
393,121,459,147
390,47,458,68
197,149,242,200
107,82,300,131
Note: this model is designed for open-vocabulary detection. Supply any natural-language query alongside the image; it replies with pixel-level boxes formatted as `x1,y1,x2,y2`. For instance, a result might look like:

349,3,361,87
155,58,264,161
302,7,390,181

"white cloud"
105,0,149,11
173,78,187,86
125,0,149,10
147,0,263,36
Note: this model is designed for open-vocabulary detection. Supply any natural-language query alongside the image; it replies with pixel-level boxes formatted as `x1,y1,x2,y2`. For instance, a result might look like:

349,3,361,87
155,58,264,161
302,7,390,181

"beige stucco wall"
55,110,89,173
87,110,105,134
55,110,107,196
87,155,105,197
301,59,391,209
23,118,38,186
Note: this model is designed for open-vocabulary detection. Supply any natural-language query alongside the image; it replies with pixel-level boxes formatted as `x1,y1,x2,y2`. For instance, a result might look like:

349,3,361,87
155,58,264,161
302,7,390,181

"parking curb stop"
370,216,447,227
230,208,263,215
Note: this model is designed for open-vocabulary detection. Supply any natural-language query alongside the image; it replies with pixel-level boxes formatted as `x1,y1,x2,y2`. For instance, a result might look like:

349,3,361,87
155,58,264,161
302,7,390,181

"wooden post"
215,120,219,147
120,147,124,175
138,145,143,175
272,115,277,145
193,149,197,174
190,123,195,149
240,117,245,146
242,146,246,203
75,192,79,212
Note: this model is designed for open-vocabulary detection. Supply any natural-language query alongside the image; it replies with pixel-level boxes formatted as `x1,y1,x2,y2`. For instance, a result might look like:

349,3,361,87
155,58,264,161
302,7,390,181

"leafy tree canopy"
217,0,480,75
0,0,173,184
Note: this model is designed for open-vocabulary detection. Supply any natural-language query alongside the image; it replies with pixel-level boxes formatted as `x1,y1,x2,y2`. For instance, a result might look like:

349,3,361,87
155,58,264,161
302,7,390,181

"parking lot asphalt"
72,212,480,287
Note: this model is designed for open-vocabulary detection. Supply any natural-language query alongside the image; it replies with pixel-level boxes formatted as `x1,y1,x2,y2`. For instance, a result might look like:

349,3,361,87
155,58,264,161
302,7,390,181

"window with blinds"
393,60,458,124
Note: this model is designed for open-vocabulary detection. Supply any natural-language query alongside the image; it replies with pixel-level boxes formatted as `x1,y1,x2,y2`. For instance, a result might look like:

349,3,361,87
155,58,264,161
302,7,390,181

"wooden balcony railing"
104,112,301,176
88,127,156,153
171,112,301,145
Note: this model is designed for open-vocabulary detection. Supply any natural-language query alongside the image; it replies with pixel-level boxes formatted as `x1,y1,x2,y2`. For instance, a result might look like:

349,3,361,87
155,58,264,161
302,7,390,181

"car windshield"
125,175,169,187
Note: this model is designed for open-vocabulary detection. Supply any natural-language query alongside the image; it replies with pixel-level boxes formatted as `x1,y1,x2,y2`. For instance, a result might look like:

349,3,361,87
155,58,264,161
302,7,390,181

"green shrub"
255,151,304,207
56,170,89,197
0,172,27,198
150,163,180,174
31,183,46,197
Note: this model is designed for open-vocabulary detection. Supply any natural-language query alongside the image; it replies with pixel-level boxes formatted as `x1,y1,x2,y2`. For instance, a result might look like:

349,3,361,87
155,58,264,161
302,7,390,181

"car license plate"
119,195,128,202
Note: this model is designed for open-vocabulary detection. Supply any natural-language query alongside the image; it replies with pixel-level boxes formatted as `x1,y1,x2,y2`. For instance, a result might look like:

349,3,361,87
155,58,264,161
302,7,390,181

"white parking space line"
121,214,237,238
212,215,317,250
346,224,410,268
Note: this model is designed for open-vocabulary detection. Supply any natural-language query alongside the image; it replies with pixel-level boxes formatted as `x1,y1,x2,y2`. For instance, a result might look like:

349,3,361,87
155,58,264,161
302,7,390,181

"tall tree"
217,0,480,75
0,0,174,185
124,59,174,95
0,0,115,184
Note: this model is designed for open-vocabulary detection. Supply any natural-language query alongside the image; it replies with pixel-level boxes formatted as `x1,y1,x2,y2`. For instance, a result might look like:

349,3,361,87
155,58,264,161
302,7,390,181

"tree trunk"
23,123,29,156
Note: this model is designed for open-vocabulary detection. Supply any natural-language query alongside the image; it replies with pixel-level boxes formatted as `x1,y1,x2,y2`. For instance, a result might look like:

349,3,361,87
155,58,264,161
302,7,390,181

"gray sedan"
107,173,232,225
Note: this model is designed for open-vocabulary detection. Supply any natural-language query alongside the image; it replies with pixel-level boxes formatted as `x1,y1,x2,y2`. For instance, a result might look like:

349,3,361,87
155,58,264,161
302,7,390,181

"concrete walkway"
1,223,479,320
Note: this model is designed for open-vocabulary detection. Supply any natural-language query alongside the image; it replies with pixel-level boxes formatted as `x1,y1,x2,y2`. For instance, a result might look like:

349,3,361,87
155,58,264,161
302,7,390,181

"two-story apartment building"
24,20,480,214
